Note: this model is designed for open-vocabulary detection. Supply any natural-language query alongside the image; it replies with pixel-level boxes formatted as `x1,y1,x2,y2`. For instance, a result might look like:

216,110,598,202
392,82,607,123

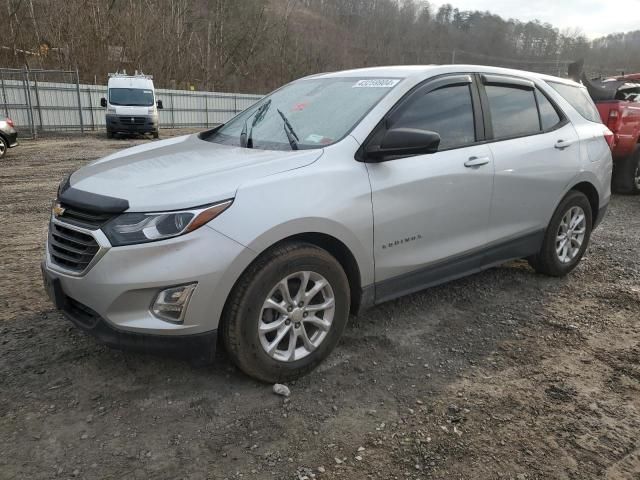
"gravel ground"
1,131,639,480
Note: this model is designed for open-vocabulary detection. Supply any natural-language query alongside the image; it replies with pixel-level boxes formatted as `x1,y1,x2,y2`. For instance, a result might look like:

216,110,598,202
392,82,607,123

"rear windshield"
109,88,154,107
205,77,402,151
547,81,602,123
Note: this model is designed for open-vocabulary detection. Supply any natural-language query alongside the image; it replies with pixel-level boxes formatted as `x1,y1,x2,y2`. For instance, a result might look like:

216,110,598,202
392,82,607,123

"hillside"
1,0,639,92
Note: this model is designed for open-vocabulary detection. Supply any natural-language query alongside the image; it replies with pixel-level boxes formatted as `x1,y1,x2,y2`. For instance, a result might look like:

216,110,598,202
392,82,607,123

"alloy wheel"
555,206,586,264
258,271,335,362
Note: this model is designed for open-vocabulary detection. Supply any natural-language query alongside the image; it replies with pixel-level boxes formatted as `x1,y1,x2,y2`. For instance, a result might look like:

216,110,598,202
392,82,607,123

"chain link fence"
0,67,262,138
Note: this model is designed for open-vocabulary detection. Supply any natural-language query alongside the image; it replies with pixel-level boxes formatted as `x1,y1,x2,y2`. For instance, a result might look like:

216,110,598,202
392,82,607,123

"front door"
364,74,495,301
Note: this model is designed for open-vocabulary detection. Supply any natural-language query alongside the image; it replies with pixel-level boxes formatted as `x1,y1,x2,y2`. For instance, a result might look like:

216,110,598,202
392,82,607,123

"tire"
528,190,593,277
152,130,159,139
612,147,640,195
0,135,7,159
106,130,114,139
221,242,351,383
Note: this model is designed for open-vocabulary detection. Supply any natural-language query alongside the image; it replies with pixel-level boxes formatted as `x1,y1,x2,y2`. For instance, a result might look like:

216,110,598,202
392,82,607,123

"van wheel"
221,242,350,383
0,136,7,159
612,147,640,195
528,190,592,277
153,130,159,139
106,130,114,139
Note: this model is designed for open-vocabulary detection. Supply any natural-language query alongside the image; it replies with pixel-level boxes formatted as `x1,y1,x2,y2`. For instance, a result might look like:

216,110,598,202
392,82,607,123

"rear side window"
535,90,562,130
392,84,476,149
485,85,540,138
547,81,601,123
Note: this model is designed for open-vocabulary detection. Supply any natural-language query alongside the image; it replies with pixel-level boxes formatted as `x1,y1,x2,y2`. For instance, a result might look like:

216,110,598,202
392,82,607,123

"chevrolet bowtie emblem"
53,202,65,217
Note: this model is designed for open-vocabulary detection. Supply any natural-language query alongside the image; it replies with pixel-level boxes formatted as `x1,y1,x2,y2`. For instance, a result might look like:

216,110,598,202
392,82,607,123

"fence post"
0,70,8,118
75,67,84,134
33,74,44,132
23,66,36,139
234,94,238,115
86,85,95,130
170,92,175,128
205,94,209,128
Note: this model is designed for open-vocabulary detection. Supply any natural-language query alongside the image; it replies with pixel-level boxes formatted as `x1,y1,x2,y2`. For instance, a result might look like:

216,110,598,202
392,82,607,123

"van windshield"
205,77,403,150
109,88,154,107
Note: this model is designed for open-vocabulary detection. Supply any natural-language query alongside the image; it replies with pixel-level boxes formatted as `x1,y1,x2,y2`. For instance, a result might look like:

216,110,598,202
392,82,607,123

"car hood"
68,134,322,211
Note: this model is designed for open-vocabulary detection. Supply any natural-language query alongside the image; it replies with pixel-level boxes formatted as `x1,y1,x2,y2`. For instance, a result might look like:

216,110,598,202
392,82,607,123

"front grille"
58,203,114,229
48,222,100,273
119,116,146,125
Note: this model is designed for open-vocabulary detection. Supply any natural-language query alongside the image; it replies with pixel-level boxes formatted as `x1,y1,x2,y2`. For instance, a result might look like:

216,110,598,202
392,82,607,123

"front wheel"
152,130,159,139
221,242,350,383
528,190,593,277
0,136,7,159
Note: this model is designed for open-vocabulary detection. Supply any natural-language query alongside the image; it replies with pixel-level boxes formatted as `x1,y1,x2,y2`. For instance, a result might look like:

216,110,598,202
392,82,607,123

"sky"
439,0,640,38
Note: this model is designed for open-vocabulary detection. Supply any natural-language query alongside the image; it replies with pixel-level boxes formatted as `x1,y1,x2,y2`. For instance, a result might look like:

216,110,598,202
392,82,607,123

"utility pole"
451,49,456,64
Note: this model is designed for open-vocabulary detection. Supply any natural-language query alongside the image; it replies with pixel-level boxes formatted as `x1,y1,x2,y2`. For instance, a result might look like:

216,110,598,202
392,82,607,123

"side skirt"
373,229,544,305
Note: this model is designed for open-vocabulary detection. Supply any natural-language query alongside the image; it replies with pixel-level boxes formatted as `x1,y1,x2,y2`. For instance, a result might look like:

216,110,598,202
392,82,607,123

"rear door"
364,74,495,300
479,74,581,248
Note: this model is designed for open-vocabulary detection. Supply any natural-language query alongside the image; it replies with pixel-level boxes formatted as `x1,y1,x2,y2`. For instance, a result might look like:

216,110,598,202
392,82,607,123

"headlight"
107,107,116,114
103,199,233,246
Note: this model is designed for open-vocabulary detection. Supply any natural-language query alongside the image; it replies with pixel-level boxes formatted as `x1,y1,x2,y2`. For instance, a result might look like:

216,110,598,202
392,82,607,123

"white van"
100,72,163,139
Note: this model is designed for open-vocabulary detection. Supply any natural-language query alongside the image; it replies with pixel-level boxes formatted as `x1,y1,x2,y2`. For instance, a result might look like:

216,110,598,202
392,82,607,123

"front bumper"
52,281,217,363
3,130,18,147
43,217,256,339
106,114,157,134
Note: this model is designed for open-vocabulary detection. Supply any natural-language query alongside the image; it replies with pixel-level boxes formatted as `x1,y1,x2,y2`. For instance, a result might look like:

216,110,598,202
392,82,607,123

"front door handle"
464,156,490,167
554,139,574,150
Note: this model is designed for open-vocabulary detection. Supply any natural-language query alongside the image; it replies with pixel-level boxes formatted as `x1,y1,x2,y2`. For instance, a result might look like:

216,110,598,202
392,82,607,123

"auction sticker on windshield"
353,79,400,88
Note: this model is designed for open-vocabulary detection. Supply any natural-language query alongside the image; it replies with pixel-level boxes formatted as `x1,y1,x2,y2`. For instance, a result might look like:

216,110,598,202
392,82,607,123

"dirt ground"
1,130,639,480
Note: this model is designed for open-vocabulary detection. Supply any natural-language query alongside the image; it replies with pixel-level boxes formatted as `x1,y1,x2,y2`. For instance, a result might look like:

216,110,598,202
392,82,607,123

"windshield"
109,88,154,107
206,77,403,150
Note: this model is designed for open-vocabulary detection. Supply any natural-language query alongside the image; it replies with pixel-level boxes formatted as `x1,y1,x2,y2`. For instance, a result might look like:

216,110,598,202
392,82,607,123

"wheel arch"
222,230,368,324
569,180,599,223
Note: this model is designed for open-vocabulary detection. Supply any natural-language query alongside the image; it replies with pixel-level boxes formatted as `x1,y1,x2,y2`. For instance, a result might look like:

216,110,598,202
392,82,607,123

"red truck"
582,75,640,194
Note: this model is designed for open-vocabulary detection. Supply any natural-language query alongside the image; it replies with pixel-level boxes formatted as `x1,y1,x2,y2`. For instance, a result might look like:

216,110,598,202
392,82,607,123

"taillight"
603,127,616,150
606,109,619,131
6,118,14,128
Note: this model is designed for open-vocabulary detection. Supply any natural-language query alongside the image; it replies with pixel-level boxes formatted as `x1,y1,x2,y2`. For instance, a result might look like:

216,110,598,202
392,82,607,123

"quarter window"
392,84,476,150
547,81,601,123
486,85,540,138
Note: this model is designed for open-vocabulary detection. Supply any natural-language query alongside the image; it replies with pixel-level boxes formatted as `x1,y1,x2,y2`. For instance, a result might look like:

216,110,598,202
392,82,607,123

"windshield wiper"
240,100,271,148
277,108,299,151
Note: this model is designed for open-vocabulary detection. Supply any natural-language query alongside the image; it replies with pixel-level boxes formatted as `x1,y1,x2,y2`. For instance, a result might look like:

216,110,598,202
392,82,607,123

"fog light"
151,283,197,323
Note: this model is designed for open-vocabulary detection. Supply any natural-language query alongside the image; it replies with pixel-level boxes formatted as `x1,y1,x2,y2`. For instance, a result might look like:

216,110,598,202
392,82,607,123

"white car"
43,65,612,382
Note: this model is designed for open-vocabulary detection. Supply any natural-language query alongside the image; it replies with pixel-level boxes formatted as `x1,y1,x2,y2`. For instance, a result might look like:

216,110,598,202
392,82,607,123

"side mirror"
365,128,441,161
100,97,107,108
156,100,163,109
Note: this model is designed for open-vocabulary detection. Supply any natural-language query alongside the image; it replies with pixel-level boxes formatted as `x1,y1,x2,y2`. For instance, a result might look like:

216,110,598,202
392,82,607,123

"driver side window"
392,84,476,150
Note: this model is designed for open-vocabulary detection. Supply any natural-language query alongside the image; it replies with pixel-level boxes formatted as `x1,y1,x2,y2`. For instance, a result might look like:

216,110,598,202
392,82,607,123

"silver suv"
42,65,612,382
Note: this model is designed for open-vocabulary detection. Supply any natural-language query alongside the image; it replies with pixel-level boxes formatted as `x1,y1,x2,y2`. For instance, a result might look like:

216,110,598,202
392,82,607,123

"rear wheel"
221,242,350,383
106,130,114,139
612,147,640,195
0,136,7,159
152,130,159,139
528,190,592,277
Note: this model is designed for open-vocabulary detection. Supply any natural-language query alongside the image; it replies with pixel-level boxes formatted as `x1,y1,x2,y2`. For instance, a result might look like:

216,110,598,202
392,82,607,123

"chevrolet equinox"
42,65,613,382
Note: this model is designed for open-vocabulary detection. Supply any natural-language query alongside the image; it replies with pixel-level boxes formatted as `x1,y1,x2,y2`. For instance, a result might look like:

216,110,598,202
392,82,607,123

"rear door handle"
464,156,490,167
554,139,574,150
